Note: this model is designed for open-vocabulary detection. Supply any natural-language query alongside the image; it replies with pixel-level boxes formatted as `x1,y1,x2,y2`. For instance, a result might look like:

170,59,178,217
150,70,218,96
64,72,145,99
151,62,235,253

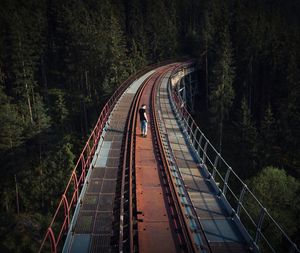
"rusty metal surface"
135,71,179,253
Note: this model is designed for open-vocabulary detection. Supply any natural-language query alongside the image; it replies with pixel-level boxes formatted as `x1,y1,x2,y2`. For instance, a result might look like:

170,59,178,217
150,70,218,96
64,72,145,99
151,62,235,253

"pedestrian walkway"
158,73,250,253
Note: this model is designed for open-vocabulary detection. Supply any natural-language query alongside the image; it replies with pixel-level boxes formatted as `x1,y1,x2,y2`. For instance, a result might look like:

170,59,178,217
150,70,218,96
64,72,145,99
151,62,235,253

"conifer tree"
259,104,279,167
233,97,258,178
284,43,300,176
0,83,24,152
42,140,75,209
49,89,69,129
126,0,147,72
144,0,178,60
104,14,129,90
209,27,235,153
202,8,214,110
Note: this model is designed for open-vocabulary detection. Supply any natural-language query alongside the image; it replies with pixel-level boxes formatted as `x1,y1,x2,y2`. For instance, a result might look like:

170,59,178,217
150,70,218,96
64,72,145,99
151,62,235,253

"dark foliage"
0,0,299,251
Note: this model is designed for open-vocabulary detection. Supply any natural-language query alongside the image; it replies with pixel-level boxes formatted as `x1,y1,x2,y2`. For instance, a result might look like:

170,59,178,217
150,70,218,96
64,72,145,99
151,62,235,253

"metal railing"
39,71,138,253
168,66,300,253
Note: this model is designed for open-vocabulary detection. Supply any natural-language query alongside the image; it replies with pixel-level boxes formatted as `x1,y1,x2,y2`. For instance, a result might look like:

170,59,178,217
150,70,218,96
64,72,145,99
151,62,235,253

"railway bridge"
39,61,299,253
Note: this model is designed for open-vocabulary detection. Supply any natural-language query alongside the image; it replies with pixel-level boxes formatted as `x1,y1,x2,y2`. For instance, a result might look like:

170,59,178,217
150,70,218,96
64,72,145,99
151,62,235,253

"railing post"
72,171,79,203
48,227,57,253
222,167,231,197
80,155,86,182
212,154,219,179
86,143,91,167
192,128,198,147
197,134,203,158
183,114,189,130
180,103,185,122
202,140,209,164
254,207,267,246
237,184,247,217
189,120,195,139
62,194,70,229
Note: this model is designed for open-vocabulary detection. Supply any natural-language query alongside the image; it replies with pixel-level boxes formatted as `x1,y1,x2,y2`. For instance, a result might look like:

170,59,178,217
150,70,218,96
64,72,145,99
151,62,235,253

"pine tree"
209,27,235,153
42,140,75,210
126,0,145,43
284,43,300,176
144,0,178,60
233,97,258,179
104,14,129,90
125,0,147,72
49,89,69,129
0,83,24,152
259,104,280,167
202,8,214,110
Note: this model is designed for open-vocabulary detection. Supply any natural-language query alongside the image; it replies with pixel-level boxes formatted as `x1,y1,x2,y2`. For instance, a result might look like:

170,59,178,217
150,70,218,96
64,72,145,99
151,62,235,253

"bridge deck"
63,71,154,253
158,72,250,253
63,66,250,253
135,72,178,253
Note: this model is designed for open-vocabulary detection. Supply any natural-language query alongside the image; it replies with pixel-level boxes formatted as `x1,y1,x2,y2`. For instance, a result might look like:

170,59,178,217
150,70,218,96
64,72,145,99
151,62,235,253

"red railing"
39,79,133,253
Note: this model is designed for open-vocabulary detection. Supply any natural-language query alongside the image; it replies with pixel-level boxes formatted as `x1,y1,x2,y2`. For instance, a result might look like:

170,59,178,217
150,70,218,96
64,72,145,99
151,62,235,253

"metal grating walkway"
158,73,250,253
63,71,154,253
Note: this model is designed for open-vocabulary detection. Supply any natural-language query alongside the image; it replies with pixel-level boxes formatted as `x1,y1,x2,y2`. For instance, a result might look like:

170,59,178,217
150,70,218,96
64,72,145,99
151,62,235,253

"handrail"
39,70,135,253
168,66,300,253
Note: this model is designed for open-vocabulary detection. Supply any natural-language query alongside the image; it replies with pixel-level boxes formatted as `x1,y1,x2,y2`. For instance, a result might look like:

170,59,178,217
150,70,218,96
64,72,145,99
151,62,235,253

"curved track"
120,64,201,252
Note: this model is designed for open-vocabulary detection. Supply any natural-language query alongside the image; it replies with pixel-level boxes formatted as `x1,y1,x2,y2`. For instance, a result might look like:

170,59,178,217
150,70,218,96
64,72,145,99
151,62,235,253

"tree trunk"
219,120,223,155
14,174,20,215
205,41,209,111
41,57,48,102
85,70,91,98
21,54,34,123
5,194,9,212
18,32,34,124
248,55,253,111
26,84,34,124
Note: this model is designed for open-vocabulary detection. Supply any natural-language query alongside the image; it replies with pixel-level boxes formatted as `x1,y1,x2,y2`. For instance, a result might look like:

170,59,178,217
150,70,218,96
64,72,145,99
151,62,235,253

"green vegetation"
246,167,300,250
193,0,300,249
0,0,299,252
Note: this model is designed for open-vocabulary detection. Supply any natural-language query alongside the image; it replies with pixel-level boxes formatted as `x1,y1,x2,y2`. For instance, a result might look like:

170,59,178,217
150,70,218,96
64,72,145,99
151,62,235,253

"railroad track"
118,65,201,253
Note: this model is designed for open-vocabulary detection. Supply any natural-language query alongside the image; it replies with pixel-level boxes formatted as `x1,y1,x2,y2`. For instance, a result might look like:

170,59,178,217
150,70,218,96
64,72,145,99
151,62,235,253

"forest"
0,0,299,252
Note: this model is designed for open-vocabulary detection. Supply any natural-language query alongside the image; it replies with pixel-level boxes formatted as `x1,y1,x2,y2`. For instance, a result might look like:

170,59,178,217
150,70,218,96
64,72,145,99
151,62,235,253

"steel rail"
119,73,155,252
149,66,198,252
121,64,198,252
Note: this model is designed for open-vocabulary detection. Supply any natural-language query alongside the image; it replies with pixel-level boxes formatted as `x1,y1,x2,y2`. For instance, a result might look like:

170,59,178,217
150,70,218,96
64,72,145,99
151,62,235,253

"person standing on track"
139,104,148,137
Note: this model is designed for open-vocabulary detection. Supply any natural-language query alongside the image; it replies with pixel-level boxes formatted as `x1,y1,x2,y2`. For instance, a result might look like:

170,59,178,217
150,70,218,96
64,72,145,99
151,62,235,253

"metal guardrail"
168,66,300,253
39,70,138,253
